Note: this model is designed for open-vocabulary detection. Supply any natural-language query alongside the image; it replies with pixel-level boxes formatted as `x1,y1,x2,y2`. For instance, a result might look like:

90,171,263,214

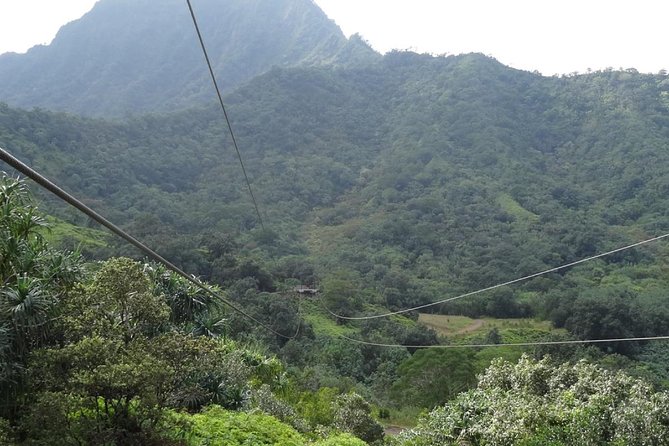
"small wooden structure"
293,285,319,295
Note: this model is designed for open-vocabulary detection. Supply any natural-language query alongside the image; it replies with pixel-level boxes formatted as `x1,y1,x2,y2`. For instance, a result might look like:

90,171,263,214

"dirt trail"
384,426,405,436
455,319,484,334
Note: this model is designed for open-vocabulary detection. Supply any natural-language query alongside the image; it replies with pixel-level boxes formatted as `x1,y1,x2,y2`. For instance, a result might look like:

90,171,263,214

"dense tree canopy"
1,8,669,440
396,355,669,446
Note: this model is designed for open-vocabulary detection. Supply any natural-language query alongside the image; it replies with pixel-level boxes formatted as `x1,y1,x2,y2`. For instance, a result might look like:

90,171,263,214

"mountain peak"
0,0,377,116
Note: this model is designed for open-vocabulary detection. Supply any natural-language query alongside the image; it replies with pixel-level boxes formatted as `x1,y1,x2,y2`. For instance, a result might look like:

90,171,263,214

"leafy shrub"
296,386,338,427
313,433,368,446
333,393,384,443
391,349,477,408
183,405,305,446
396,355,669,446
0,418,14,445
245,384,309,432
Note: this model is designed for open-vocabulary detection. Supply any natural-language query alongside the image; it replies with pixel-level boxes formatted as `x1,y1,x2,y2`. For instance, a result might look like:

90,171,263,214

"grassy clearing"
41,216,109,249
419,313,561,341
496,193,539,223
419,314,477,336
298,299,358,337
299,299,416,338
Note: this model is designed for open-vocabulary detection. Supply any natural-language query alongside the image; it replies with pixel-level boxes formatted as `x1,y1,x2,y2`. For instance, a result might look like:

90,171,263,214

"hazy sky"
0,0,666,75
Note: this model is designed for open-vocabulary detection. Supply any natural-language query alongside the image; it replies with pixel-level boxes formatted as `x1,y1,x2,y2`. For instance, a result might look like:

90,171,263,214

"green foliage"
391,349,478,408
245,384,309,432
148,263,224,332
296,387,339,427
544,265,669,354
3,28,669,443
24,335,175,444
322,270,364,320
4,61,669,334
333,393,384,443
40,216,110,258
0,174,82,418
417,313,560,347
396,355,669,446
170,405,370,446
313,433,368,446
72,258,168,339
147,332,255,411
0,418,13,445
182,405,305,446
300,307,358,338
495,193,539,223
17,253,291,442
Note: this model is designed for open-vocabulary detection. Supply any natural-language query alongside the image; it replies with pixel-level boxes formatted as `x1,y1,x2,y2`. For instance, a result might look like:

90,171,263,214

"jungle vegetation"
1,0,669,444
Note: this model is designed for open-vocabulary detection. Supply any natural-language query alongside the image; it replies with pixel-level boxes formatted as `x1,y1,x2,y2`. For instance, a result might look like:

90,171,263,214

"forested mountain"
3,51,669,353
0,0,377,116
2,54,668,285
2,2,669,443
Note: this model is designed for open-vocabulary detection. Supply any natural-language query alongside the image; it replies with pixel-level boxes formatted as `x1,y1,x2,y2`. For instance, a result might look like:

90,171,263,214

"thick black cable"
185,0,264,230
0,146,295,339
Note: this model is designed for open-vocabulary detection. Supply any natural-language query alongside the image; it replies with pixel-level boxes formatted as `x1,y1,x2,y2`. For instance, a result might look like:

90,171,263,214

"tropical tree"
391,348,477,408
148,264,219,326
59,257,170,345
23,257,285,443
395,355,669,446
333,392,384,443
0,174,81,419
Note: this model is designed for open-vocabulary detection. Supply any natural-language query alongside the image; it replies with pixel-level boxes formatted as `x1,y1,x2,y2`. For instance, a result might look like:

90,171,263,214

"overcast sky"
0,0,666,75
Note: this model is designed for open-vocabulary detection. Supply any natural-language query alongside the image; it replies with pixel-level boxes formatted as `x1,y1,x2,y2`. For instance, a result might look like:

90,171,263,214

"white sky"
0,0,666,75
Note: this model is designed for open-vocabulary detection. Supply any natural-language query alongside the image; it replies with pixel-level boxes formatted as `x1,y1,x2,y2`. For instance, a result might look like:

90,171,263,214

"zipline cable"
0,146,296,339
338,333,669,349
323,232,669,320
185,0,265,230
315,292,669,349
185,0,669,346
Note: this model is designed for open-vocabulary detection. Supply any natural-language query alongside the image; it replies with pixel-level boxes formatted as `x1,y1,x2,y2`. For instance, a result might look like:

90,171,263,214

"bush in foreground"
395,354,669,446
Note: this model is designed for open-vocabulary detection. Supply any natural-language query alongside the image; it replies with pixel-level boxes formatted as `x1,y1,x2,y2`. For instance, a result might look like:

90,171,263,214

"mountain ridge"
0,0,378,117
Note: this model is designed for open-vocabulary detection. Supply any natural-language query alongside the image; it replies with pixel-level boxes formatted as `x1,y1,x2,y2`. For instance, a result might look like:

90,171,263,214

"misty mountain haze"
0,0,377,116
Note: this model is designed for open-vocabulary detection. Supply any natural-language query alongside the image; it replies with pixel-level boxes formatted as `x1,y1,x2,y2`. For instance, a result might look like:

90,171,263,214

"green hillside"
2,54,669,325
2,11,669,441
